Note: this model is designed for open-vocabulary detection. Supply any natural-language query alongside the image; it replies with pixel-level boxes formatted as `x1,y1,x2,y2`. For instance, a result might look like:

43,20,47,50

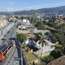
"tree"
50,49,62,59
16,34,27,42
41,55,54,63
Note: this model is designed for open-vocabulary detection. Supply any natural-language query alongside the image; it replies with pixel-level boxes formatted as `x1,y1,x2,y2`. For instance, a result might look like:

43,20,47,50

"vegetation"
34,21,45,30
33,33,42,42
50,50,62,59
16,16,65,64
16,33,27,42
33,16,65,44
31,16,65,64
23,49,44,65
41,55,54,63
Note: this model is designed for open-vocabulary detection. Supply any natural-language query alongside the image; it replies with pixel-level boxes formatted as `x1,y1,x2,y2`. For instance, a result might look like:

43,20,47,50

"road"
8,38,25,65
0,46,17,65
6,46,20,65
0,39,25,65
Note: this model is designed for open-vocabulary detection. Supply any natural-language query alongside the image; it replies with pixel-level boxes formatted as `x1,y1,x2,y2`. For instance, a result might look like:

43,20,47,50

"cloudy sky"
0,0,65,11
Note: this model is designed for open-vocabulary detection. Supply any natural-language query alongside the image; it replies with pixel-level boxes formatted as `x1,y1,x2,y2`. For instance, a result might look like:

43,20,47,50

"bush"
16,34,27,42
50,50,62,59
41,55,54,63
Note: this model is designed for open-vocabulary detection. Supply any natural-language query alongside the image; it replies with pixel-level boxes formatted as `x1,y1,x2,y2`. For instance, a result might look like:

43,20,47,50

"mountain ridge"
0,6,65,16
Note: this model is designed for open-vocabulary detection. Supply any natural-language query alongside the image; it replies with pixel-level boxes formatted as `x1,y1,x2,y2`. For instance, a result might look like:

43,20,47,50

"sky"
0,0,65,11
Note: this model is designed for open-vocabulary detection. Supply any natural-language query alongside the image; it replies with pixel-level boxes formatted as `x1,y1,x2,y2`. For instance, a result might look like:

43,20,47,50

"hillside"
47,56,65,65
13,6,65,16
0,6,65,16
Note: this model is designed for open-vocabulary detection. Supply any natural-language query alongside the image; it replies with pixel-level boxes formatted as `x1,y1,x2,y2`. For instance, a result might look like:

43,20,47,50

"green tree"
16,34,27,42
41,55,54,63
50,49,62,59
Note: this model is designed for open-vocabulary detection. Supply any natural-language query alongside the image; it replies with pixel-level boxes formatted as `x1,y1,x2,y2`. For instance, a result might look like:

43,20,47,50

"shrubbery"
41,55,54,63
50,50,62,59
16,33,27,42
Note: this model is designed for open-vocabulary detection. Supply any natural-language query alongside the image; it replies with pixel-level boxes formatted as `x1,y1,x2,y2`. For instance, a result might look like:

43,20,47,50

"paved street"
0,45,23,65
7,47,19,65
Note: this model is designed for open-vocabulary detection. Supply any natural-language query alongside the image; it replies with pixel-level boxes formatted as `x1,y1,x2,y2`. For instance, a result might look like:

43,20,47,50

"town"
0,14,65,65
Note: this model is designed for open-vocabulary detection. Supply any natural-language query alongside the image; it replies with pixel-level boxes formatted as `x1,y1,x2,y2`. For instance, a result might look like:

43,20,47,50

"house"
34,39,57,57
25,38,39,51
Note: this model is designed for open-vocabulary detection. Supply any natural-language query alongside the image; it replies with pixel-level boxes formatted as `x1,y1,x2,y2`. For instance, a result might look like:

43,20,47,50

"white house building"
35,39,58,57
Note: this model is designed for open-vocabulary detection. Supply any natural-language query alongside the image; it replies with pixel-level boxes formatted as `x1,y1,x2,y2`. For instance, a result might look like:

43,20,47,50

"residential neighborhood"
0,0,65,65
